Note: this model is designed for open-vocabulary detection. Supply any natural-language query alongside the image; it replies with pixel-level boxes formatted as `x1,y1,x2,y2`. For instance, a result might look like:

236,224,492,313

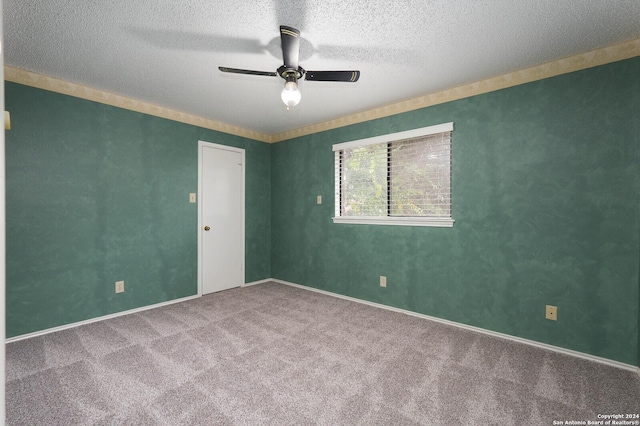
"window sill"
332,216,455,227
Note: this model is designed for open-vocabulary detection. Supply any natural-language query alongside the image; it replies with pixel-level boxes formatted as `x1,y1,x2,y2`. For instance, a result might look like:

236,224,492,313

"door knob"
204,226,210,231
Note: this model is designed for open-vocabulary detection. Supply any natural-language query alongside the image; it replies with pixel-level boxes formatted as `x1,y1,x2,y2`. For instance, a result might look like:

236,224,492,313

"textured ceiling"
5,1,640,136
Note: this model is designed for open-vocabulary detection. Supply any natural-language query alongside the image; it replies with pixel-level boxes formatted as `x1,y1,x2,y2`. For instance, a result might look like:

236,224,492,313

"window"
333,122,454,227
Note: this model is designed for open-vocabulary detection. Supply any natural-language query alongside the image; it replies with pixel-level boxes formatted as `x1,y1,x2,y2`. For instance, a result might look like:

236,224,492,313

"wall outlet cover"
115,280,125,293
546,305,557,321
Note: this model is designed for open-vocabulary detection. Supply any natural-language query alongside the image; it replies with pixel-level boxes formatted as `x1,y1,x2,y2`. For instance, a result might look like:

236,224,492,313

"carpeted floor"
6,281,640,425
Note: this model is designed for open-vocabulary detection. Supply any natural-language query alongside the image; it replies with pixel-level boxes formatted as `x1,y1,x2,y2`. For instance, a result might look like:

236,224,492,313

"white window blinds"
333,123,454,227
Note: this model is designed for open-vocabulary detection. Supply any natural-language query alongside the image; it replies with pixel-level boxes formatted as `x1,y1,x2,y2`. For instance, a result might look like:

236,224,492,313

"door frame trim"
197,140,245,296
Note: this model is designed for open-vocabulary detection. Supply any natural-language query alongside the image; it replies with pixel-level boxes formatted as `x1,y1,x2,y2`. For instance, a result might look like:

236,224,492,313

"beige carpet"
6,281,640,424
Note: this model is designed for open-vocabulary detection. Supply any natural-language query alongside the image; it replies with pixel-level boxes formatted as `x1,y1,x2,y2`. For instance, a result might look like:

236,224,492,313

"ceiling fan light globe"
281,81,301,107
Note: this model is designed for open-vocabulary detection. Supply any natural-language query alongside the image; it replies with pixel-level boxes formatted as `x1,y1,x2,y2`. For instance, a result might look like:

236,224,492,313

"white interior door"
198,141,245,295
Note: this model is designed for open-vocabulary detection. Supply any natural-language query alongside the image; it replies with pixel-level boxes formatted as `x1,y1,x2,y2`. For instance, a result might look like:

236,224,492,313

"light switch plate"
115,281,125,293
189,193,196,203
317,195,322,204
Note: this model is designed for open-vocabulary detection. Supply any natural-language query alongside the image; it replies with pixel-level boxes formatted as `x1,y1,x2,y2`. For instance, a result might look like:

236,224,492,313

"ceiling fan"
219,26,360,110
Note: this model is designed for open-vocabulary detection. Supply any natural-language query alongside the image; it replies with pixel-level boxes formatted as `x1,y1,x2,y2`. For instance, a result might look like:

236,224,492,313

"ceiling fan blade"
280,25,300,70
305,70,360,82
218,67,277,77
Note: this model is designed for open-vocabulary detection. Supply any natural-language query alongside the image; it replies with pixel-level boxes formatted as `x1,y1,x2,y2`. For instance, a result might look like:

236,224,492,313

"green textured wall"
271,57,640,365
5,82,271,338
5,58,640,366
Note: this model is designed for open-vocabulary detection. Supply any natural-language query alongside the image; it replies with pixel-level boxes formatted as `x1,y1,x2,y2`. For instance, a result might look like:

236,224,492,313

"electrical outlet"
546,305,557,321
380,276,387,288
115,280,125,293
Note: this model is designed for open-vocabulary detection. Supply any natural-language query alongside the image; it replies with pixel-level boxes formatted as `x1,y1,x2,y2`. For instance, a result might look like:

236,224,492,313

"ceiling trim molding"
3,66,273,143
4,37,638,144
271,37,640,143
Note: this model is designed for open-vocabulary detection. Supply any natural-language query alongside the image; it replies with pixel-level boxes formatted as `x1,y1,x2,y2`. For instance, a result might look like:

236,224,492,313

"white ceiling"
5,1,640,137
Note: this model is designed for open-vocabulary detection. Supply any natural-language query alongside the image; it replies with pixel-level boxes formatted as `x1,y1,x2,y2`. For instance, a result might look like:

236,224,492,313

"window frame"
332,122,454,227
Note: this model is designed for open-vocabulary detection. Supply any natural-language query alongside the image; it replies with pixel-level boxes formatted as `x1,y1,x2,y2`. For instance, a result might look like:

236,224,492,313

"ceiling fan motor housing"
278,65,305,80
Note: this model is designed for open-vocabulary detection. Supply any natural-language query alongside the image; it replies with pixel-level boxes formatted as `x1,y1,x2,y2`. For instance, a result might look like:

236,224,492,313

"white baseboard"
242,278,273,287
5,294,200,344
8,278,274,343
270,279,640,375
6,278,281,343
7,277,640,377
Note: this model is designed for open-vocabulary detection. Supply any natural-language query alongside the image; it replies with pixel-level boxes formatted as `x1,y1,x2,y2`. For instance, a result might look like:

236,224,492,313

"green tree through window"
334,123,453,227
